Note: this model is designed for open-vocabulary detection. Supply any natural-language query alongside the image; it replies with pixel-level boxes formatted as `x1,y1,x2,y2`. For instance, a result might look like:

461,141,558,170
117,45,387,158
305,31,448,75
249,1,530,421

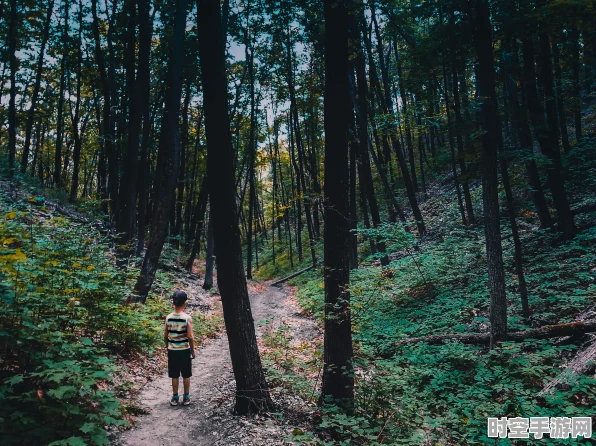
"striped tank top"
166,312,191,350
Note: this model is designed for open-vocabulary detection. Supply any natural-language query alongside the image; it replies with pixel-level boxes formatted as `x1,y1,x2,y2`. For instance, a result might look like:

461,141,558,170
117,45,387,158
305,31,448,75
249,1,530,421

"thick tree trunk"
132,0,186,300
474,0,508,346
197,0,272,415
321,0,354,412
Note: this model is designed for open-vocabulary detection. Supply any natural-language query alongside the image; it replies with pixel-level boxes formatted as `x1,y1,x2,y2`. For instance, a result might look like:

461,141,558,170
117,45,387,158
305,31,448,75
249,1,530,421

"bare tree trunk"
197,0,272,415
474,0,508,346
321,0,354,413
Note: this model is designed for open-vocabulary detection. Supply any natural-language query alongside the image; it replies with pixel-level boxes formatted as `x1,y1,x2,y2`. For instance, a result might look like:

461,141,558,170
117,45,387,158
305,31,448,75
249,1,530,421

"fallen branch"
572,203,596,216
270,266,314,286
387,321,596,351
538,334,596,396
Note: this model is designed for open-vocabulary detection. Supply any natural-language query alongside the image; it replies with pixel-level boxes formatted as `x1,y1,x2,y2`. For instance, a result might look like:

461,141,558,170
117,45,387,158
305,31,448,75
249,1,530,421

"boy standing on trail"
164,290,195,406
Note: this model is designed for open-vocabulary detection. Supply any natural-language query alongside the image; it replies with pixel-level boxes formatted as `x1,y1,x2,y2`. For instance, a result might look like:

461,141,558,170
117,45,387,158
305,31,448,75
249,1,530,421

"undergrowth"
0,187,217,445
270,140,596,445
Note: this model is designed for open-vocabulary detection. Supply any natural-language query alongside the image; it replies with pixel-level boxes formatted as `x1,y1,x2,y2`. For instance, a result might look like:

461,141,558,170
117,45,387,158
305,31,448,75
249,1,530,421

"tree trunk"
116,0,142,256
551,35,571,154
349,122,359,270
569,27,582,141
441,58,468,226
474,0,508,346
185,178,208,271
246,39,256,280
135,0,153,255
197,0,272,415
132,0,186,300
21,0,54,173
320,0,354,413
520,2,574,239
500,9,553,228
91,0,118,217
353,43,388,264
449,18,475,225
7,0,19,178
54,0,70,186
69,2,85,203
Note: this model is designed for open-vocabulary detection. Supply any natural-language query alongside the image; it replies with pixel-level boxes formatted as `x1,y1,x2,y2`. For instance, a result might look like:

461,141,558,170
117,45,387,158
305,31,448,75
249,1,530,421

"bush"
0,192,168,445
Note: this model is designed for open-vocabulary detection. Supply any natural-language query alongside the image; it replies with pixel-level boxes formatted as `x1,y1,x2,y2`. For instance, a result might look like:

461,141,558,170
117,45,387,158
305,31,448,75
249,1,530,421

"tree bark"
320,0,354,412
197,0,272,415
474,0,508,346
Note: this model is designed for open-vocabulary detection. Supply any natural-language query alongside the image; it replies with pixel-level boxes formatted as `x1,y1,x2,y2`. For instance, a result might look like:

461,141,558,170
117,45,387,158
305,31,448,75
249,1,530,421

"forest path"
116,281,309,446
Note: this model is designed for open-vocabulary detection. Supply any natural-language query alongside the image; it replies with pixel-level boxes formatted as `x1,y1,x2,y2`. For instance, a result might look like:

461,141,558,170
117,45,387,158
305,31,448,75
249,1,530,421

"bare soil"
115,279,317,446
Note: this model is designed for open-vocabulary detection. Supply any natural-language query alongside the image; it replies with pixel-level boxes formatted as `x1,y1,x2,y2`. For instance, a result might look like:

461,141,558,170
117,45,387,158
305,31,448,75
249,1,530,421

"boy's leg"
172,378,179,395
183,378,190,395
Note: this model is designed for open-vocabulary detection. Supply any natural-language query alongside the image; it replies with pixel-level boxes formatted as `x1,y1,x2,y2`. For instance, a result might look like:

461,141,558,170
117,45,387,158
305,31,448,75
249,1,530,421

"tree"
21,0,55,173
197,0,273,415
132,0,187,300
320,0,354,412
7,0,18,177
473,0,507,345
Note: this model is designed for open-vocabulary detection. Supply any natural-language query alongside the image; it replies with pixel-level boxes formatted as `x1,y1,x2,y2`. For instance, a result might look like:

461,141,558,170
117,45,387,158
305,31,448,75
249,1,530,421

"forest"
0,0,595,443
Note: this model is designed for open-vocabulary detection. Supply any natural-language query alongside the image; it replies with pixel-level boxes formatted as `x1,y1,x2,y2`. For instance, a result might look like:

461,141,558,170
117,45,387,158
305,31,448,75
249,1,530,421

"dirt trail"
116,282,314,446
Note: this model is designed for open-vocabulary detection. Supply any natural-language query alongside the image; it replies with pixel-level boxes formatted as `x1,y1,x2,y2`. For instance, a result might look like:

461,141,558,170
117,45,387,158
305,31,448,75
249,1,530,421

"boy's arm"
164,320,169,348
187,317,196,359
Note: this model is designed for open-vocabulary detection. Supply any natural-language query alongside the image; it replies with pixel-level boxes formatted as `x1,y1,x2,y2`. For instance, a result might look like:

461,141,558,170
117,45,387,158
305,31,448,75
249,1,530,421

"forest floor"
115,279,317,446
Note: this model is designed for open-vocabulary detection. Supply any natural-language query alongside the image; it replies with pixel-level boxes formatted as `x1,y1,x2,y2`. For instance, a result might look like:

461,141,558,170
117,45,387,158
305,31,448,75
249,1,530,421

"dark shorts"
168,349,192,378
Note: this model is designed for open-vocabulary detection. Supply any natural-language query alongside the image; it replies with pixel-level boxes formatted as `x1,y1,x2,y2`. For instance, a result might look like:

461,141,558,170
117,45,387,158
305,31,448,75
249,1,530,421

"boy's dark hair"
172,290,188,307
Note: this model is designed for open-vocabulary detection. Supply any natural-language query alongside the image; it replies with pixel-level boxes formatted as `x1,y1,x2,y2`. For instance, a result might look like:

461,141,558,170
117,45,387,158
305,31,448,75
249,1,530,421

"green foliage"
286,208,596,444
0,192,170,445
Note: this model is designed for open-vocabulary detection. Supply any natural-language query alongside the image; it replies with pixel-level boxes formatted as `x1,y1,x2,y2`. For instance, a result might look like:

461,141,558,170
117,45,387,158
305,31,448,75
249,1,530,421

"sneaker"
170,396,179,406
183,395,191,406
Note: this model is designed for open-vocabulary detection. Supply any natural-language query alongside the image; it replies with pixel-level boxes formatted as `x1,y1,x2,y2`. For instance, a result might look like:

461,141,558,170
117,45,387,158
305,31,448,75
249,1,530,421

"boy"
164,290,196,406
